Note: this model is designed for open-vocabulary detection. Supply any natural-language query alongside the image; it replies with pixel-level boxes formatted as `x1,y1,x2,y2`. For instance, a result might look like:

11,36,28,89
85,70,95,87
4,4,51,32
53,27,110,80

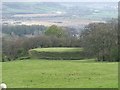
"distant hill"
2,2,65,14
2,2,118,21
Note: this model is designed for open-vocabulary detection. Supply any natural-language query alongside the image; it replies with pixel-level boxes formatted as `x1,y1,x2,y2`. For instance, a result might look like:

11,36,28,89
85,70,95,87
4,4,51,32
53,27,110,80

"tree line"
2,25,46,36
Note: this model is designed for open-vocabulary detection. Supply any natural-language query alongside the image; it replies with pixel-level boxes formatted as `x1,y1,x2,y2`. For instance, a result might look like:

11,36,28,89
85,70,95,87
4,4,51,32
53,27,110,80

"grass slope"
2,59,118,88
31,48,83,52
29,48,85,60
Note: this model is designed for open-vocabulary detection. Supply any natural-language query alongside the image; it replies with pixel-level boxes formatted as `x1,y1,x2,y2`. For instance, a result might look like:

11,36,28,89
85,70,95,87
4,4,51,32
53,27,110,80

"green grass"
29,48,85,60
2,59,118,88
30,47,83,52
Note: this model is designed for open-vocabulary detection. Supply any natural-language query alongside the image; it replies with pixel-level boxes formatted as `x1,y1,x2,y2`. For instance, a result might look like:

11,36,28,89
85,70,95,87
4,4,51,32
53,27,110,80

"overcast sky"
2,0,120,2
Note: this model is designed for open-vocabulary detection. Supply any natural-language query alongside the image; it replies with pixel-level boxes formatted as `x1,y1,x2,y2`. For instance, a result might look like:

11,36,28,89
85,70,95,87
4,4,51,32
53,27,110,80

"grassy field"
29,48,85,60
2,59,118,88
30,47,83,52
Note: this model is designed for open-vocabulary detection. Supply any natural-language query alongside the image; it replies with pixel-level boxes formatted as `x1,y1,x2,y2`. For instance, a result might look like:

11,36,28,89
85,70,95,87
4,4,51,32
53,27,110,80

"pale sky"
2,0,120,2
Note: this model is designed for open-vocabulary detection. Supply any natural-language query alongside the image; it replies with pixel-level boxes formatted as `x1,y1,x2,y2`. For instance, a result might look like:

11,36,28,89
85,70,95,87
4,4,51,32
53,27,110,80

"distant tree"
45,25,65,38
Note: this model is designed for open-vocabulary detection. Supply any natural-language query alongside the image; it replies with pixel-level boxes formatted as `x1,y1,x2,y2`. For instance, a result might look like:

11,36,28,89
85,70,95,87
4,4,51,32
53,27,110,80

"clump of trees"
81,20,119,62
45,25,65,38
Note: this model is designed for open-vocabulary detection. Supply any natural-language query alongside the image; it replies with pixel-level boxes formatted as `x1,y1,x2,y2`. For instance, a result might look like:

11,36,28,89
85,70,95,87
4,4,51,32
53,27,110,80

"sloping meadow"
29,48,85,60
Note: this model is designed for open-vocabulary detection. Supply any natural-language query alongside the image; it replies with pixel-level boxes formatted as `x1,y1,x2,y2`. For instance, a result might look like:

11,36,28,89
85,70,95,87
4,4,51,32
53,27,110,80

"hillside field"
2,59,118,88
29,48,85,60
30,48,83,52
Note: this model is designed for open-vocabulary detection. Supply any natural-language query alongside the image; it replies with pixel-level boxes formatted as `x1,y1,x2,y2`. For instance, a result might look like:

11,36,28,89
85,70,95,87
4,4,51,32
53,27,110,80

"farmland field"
2,59,118,88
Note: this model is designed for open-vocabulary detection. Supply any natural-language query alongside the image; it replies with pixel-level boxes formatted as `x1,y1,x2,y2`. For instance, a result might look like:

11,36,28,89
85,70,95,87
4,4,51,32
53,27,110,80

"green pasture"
29,48,85,60
2,59,118,88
